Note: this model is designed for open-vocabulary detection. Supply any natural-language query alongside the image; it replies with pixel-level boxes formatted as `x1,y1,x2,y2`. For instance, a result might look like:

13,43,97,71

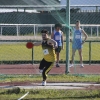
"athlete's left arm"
82,29,88,44
47,39,58,48
61,32,64,49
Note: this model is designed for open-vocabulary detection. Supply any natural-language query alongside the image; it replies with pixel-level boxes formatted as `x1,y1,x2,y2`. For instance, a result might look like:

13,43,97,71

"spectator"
51,23,64,67
70,20,88,67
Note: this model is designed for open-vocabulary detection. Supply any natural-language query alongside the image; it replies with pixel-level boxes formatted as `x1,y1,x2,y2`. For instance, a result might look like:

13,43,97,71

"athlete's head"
76,20,80,28
41,29,49,40
55,23,62,31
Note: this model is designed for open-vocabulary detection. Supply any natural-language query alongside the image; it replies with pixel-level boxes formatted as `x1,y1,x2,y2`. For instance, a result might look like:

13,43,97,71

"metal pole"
32,47,34,64
51,24,52,34
97,26,98,37
89,41,91,65
1,26,2,36
16,25,19,36
91,27,92,37
65,0,70,73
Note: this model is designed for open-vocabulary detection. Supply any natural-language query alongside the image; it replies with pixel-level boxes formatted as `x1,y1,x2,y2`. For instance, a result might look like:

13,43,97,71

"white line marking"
18,92,29,100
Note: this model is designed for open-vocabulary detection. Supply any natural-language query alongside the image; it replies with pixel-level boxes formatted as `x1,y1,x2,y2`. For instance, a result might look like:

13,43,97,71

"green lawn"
0,89,100,100
0,74,100,83
0,42,100,61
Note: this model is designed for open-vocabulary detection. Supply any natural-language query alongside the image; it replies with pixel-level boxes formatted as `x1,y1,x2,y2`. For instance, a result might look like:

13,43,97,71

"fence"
0,39,100,65
0,24,100,37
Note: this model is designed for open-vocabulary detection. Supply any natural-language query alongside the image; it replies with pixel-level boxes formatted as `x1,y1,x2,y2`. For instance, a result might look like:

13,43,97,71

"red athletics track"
0,64,100,75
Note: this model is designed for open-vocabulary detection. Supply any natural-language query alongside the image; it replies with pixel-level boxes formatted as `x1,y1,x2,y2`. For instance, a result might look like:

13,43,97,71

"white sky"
0,0,100,12
61,0,100,5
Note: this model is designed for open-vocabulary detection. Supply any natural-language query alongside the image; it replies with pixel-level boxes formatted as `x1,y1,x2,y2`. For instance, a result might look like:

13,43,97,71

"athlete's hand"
82,41,85,45
54,45,58,49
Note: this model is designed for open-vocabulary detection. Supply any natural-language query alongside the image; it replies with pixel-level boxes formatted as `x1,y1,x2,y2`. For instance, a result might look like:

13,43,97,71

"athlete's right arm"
33,41,42,46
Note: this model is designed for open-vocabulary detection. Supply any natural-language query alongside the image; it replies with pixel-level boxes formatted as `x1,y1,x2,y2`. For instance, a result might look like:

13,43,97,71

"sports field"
0,42,100,62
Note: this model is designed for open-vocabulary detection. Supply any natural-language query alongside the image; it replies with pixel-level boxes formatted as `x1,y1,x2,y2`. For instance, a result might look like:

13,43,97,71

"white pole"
16,25,19,36
1,26,2,36
97,26,98,37
51,24,52,34
34,25,35,35
19,26,20,36
91,27,92,37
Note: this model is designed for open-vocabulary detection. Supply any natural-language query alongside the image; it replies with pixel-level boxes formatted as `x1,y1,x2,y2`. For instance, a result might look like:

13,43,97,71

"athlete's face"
42,33,48,40
56,27,61,31
76,22,80,27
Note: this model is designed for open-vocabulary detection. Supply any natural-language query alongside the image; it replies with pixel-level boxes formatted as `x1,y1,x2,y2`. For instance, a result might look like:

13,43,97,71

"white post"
16,25,19,36
1,26,2,36
97,26,98,37
34,25,35,35
51,24,52,34
91,27,92,37
19,26,20,36
34,25,36,39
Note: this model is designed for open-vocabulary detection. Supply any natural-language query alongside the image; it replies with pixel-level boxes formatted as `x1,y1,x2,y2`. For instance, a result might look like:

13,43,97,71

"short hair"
55,23,62,28
76,20,80,23
41,29,49,34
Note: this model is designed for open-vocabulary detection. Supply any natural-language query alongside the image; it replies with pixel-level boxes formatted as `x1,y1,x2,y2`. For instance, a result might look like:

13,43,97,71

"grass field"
0,89,100,100
0,74,100,83
0,42,100,61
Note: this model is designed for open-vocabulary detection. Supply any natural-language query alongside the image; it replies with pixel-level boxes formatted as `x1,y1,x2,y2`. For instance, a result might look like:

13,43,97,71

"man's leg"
39,59,45,73
70,49,76,67
78,49,84,67
42,61,54,86
56,52,60,67
55,46,61,67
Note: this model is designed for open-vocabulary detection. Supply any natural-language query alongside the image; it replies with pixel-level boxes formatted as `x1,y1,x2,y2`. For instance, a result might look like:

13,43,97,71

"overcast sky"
70,0,100,5
60,0,100,5
0,0,100,12
60,0,100,10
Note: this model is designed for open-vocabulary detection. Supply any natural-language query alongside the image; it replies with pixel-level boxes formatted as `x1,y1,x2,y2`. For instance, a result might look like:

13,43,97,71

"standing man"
33,29,57,86
70,20,88,67
51,23,64,67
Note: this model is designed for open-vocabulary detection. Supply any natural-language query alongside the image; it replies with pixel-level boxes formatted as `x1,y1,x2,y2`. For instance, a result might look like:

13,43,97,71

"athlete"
33,29,57,86
70,20,88,67
51,23,64,67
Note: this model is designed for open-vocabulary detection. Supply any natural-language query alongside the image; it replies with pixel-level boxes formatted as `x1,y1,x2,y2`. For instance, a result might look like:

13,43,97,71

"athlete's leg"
71,49,76,64
56,52,60,66
55,46,61,67
42,61,54,81
70,49,76,67
39,59,45,72
78,49,84,67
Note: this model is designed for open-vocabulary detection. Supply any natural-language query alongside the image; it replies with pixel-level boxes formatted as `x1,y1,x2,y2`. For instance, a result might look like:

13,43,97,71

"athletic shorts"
39,58,53,70
72,43,82,50
55,46,62,53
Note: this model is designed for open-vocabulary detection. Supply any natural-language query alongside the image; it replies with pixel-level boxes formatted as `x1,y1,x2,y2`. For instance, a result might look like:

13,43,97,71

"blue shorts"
72,42,82,50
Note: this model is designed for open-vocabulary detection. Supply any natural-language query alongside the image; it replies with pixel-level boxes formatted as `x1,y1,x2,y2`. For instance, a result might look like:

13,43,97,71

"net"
0,0,100,74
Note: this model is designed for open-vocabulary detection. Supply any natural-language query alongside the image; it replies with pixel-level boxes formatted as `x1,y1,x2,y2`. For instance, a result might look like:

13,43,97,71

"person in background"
70,20,88,68
51,23,64,67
